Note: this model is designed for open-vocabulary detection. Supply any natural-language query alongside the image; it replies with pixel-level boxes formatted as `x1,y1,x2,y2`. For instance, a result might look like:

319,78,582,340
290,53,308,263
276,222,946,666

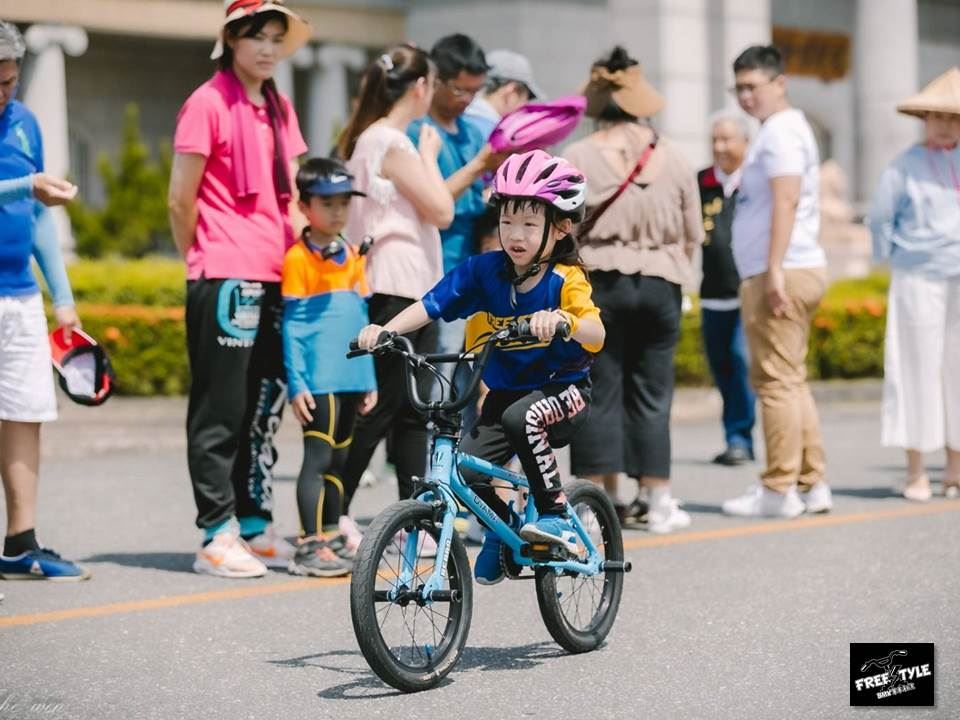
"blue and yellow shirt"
422,251,603,391
281,239,377,397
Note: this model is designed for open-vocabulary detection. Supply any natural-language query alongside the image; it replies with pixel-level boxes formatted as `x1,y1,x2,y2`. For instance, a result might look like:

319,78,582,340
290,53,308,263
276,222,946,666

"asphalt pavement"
1,386,957,720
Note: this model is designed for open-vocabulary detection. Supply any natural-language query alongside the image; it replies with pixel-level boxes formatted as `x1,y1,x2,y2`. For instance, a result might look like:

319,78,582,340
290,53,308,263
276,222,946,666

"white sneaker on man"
802,481,833,513
245,525,296,569
194,530,267,578
722,484,805,518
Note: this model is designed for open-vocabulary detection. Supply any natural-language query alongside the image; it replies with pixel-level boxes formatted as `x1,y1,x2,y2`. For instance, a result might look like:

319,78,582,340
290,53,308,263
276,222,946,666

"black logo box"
850,643,935,707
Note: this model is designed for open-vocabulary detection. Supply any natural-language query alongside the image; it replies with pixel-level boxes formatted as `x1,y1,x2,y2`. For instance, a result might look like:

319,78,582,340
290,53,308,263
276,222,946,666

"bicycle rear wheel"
350,500,473,692
535,480,625,653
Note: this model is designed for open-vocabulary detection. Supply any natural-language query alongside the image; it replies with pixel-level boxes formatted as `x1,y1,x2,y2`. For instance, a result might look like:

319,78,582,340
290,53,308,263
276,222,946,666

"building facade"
1,0,958,241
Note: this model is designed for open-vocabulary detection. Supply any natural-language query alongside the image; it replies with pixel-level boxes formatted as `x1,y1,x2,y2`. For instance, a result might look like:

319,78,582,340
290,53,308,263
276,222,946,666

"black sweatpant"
296,392,362,537
341,294,438,508
569,271,681,479
186,279,286,531
459,380,591,522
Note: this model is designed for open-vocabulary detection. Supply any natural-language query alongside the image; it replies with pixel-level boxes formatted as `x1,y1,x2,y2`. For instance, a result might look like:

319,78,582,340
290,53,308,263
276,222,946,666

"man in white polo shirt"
721,45,833,519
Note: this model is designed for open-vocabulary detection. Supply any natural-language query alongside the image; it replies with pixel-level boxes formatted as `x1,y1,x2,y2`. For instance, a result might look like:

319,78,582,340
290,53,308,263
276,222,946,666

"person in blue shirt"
0,171,76,207
0,20,87,581
355,149,605,585
868,66,960,502
406,34,509,416
282,158,378,578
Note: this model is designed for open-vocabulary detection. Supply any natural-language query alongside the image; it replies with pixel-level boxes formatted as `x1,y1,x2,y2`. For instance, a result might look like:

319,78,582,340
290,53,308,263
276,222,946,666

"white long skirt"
881,268,960,452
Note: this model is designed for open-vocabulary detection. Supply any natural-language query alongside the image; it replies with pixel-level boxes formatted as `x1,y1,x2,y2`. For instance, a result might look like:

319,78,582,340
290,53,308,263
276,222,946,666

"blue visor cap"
304,174,366,197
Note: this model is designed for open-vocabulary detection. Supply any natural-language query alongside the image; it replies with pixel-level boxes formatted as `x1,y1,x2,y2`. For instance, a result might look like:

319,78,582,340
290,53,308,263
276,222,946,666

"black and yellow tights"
296,392,362,537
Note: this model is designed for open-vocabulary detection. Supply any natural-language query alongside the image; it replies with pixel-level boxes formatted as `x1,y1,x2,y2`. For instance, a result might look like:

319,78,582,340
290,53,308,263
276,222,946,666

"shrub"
53,303,189,396
67,256,185,307
44,264,890,396
67,104,173,258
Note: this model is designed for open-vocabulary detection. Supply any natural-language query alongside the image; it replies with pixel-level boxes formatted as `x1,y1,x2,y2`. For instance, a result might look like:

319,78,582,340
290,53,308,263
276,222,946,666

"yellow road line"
621,499,960,550
3,500,958,629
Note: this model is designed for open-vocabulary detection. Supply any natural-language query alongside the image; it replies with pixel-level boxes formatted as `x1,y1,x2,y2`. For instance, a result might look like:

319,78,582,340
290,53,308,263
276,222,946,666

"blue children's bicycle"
346,321,631,692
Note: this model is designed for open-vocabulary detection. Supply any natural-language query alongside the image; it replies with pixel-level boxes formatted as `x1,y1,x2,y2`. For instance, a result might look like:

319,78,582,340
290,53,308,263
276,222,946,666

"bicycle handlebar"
346,319,571,415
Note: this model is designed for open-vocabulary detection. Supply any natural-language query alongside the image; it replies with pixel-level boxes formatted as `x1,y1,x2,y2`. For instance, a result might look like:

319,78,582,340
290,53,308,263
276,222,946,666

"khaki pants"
740,268,827,493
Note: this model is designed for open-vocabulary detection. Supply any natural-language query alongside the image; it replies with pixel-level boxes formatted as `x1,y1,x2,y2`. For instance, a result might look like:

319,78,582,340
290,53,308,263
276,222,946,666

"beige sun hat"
210,0,311,61
896,66,960,118
582,64,665,119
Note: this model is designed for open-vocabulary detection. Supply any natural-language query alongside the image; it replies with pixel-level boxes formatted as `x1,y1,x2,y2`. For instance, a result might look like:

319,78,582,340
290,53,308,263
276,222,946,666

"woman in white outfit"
868,66,960,501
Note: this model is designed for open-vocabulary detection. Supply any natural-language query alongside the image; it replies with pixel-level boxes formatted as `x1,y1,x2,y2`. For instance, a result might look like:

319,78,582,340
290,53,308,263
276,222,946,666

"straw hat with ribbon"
896,66,960,119
210,0,311,61
583,64,665,119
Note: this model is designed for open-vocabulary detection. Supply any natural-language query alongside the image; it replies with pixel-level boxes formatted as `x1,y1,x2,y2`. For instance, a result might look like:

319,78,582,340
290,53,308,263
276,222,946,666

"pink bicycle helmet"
491,149,587,217
489,95,587,156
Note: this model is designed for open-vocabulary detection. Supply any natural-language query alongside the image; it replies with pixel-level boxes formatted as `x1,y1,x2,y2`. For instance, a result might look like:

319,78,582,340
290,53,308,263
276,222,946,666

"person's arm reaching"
356,301,432,350
383,124,454,229
444,144,509,200
167,153,206,259
32,203,80,340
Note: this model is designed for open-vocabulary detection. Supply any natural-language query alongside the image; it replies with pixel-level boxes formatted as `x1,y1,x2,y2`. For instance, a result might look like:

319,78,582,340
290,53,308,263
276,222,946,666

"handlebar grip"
511,319,571,340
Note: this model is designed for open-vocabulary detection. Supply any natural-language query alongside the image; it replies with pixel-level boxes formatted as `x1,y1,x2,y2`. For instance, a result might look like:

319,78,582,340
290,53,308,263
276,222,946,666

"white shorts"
0,293,57,423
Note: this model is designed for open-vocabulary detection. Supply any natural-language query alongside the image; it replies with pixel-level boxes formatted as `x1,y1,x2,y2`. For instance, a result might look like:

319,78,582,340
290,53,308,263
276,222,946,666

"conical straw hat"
897,66,960,118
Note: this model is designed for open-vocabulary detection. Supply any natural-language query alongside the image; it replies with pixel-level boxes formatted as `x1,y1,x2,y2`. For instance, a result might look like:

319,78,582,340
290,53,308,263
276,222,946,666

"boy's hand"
291,391,315,425
357,323,387,351
528,309,566,342
359,390,378,416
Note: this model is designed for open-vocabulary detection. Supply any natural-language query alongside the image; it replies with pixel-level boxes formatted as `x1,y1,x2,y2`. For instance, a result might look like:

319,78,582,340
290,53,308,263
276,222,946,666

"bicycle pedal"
520,542,569,563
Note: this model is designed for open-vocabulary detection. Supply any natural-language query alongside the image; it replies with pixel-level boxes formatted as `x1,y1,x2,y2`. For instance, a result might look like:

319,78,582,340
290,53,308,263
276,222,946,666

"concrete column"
23,24,88,253
855,0,918,202
657,0,712,167
296,44,366,156
720,0,771,106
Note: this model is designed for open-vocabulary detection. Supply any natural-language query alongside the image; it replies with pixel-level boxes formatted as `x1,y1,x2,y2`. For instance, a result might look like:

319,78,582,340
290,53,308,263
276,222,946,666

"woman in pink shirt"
334,45,454,516
167,0,309,579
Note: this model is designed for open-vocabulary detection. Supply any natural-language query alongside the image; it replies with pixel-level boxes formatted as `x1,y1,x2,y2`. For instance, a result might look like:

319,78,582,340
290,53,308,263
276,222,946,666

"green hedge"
66,256,185,307
50,259,889,396
51,304,189,396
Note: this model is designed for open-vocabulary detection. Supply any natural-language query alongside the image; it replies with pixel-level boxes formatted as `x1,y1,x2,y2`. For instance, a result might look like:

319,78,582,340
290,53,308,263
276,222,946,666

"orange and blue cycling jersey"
281,238,376,396
422,250,603,391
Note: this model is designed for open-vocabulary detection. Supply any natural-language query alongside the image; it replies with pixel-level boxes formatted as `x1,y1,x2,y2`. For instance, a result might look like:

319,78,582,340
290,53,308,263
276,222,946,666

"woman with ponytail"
168,1,310,578
337,44,454,523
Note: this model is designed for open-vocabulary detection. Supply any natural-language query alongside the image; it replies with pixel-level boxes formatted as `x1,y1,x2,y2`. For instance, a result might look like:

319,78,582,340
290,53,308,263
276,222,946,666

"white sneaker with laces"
246,526,296,569
647,499,691,534
194,530,267,578
722,484,804,518
802,481,833,513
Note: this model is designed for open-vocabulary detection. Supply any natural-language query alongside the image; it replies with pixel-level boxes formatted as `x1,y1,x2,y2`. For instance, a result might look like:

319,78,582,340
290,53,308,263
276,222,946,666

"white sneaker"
246,526,296,569
647,499,691,534
194,530,267,578
802,481,833,514
722,484,805,518
338,515,364,554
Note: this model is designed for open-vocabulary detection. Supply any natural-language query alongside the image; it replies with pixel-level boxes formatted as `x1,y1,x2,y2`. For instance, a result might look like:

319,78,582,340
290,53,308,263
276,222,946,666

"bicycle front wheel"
350,500,473,692
535,480,625,653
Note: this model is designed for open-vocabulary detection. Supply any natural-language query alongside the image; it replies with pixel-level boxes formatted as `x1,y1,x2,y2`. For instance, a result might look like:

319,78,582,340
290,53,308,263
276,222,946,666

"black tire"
350,499,473,692
535,480,625,653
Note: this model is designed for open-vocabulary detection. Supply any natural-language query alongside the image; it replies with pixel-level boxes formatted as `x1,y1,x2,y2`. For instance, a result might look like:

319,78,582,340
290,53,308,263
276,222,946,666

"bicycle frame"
395,433,605,603
351,321,605,605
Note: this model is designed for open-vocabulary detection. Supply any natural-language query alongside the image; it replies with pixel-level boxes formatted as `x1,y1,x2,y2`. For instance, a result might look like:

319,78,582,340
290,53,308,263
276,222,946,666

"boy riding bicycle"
355,149,605,585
